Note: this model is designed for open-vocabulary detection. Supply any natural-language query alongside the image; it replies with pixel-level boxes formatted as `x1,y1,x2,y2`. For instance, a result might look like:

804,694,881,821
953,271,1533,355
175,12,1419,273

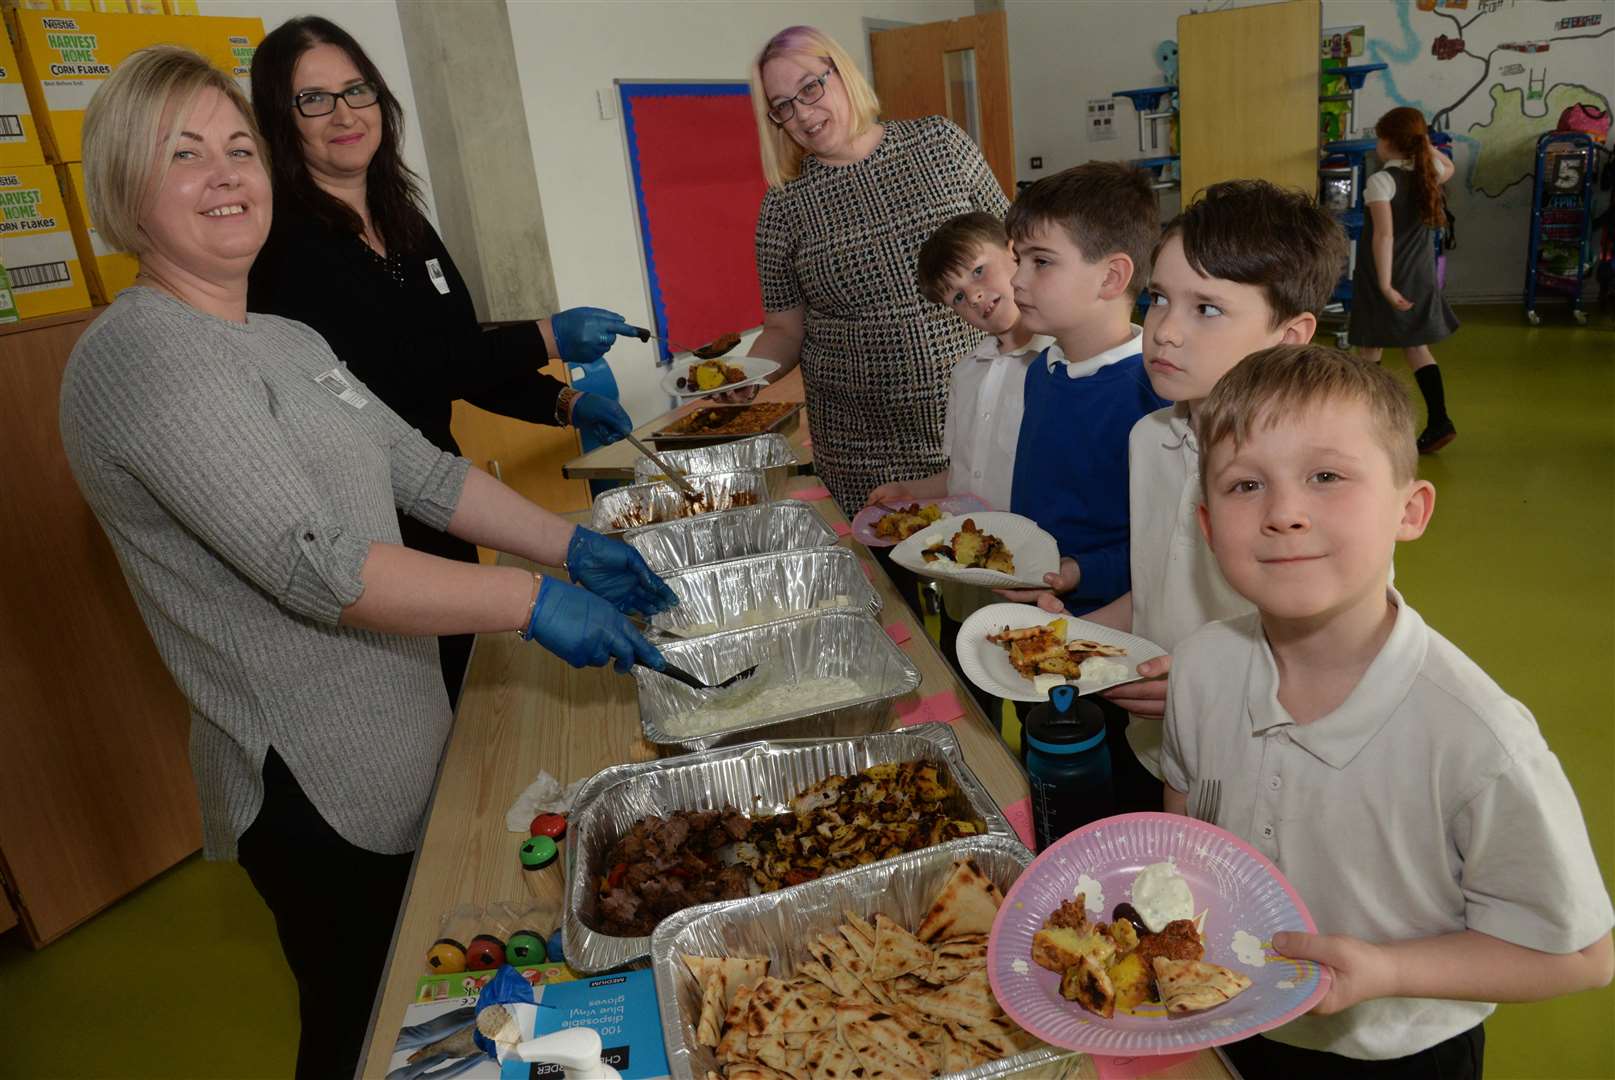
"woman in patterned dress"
746,26,1010,517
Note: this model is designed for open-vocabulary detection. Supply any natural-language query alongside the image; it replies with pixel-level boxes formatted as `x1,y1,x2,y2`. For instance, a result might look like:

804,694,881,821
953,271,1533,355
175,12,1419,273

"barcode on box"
8,261,70,290
0,115,21,141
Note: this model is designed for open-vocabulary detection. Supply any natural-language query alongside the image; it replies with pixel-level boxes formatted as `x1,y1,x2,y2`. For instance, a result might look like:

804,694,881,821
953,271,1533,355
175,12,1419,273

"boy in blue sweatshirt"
1002,163,1169,615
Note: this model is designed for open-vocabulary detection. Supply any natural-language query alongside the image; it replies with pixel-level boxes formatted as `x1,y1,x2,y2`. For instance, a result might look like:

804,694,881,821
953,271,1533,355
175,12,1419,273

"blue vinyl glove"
550,306,636,363
569,391,632,445
521,575,664,673
566,525,679,616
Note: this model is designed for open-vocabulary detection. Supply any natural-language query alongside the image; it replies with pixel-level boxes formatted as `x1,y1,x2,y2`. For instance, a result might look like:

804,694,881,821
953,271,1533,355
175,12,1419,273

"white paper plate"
956,603,1167,702
660,356,779,399
889,512,1059,589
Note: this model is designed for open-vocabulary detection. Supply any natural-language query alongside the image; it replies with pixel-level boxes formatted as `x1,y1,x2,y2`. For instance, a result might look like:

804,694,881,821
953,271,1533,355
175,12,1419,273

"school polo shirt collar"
1043,325,1144,379
970,333,1054,364
1246,587,1429,769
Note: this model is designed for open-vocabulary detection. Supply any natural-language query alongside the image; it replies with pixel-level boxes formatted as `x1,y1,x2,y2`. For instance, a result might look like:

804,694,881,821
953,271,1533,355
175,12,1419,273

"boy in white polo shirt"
1070,181,1350,786
1163,344,1613,1078
867,211,1050,722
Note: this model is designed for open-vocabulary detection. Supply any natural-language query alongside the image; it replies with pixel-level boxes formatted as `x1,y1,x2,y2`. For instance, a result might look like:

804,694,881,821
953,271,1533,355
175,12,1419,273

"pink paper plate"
849,494,991,548
988,813,1330,1056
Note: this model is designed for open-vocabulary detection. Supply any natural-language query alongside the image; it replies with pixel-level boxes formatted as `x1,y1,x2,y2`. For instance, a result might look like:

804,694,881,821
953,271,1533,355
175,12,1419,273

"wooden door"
0,309,202,945
1178,0,1320,200
869,11,1016,197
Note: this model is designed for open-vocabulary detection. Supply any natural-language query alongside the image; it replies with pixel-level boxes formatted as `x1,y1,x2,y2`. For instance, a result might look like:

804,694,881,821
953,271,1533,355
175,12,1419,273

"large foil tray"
588,469,770,533
633,608,920,753
633,434,800,499
623,502,837,575
562,724,1012,975
652,836,1068,1080
651,547,880,637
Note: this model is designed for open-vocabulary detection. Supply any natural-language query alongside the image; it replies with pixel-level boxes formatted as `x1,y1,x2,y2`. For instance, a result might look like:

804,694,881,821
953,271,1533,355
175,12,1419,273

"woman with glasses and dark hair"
744,26,1008,535
248,16,638,706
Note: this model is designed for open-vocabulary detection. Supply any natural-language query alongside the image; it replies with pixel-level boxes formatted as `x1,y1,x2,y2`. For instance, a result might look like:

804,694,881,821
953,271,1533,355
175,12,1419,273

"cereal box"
0,163,90,317
0,17,47,167
129,0,165,12
59,160,132,302
161,0,197,13
10,9,261,163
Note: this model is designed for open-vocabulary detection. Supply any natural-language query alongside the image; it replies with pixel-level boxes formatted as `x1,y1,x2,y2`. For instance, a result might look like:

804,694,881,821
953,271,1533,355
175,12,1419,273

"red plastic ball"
465,934,506,971
529,813,567,840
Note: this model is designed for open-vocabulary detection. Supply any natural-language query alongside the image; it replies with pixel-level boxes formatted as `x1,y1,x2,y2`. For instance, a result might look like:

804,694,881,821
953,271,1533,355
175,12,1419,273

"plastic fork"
1194,778,1222,823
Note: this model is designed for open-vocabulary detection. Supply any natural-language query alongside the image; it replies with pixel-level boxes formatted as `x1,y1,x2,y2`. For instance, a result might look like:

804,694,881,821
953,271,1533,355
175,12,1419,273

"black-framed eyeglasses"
767,68,834,126
293,82,380,118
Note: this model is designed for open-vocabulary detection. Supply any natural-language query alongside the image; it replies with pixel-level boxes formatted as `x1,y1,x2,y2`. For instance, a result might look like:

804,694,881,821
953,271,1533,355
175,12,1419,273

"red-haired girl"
1350,107,1461,454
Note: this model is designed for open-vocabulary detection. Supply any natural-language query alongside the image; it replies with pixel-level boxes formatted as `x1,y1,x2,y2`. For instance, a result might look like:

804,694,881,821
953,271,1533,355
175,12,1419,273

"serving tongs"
622,431,700,501
630,326,742,359
628,618,777,701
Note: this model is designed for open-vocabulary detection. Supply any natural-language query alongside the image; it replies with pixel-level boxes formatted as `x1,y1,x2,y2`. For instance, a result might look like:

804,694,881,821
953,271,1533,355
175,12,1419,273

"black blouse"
248,205,565,456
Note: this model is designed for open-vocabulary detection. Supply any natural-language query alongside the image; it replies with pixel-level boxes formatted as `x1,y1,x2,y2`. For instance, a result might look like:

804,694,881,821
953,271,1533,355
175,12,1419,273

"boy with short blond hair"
1163,343,1612,1077
869,211,1051,721
1072,180,1350,781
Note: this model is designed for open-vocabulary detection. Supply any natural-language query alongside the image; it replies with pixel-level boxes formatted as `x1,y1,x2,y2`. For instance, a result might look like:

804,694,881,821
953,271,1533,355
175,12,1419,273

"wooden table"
357,475,1232,1080
561,369,813,482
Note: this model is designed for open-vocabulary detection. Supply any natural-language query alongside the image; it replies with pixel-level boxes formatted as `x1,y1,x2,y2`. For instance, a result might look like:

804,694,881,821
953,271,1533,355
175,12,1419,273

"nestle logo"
0,175,18,187
42,17,78,29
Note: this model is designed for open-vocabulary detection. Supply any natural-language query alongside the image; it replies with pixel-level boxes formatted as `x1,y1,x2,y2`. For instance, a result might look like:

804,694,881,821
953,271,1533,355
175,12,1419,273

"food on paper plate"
874,502,943,541
591,762,986,936
1131,861,1195,932
921,517,1015,574
687,856,1040,1079
685,358,749,392
988,619,1129,683
1153,957,1254,1015
1032,862,1247,1019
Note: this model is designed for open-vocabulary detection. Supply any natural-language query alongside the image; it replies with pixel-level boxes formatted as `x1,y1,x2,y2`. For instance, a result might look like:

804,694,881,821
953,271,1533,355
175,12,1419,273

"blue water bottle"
1024,685,1114,851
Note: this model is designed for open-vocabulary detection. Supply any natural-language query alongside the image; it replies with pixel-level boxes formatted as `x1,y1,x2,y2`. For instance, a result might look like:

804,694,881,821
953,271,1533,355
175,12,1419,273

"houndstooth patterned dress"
755,116,1010,515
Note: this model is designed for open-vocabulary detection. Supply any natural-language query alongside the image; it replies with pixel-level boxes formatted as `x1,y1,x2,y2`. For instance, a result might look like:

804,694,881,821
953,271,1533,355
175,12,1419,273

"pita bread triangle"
1152,956,1252,1013
915,857,1003,942
697,971,724,1048
871,912,935,982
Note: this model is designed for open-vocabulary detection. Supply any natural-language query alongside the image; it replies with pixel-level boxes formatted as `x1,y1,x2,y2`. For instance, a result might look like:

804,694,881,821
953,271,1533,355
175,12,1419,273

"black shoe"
1417,420,1457,454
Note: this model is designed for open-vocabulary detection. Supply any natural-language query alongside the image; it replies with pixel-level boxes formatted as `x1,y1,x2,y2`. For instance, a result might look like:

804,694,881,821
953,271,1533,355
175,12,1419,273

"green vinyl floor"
0,303,1610,1079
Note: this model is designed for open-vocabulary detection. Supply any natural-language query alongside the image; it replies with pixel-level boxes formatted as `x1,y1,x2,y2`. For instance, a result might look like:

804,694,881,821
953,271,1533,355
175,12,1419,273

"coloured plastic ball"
466,934,506,971
519,835,558,871
426,938,466,974
529,813,567,840
546,927,566,963
507,929,545,965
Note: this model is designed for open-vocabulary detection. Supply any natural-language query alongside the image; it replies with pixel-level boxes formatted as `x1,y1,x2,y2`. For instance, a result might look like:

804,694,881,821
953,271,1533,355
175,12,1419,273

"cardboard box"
0,263,22,323
57,1,132,13
185,13,259,88
0,18,47,167
58,160,131,302
10,10,262,162
128,0,163,12
162,0,196,13
0,163,91,317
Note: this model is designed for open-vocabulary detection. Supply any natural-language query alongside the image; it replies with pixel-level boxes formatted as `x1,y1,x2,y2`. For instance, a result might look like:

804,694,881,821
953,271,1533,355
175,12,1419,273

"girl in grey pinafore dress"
1350,107,1461,453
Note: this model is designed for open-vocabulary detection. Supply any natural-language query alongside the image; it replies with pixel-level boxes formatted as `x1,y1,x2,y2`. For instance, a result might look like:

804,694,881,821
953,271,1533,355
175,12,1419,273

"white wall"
1004,0,1615,303
507,0,977,424
198,0,437,225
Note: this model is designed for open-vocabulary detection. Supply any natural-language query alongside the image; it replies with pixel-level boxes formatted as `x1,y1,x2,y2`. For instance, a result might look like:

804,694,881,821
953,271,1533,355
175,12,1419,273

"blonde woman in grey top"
58,48,673,1078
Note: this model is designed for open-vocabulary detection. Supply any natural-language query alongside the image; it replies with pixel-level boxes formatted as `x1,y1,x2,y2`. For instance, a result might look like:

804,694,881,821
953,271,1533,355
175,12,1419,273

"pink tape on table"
1001,796,1035,849
1093,1052,1199,1079
790,485,832,501
831,521,852,537
883,622,911,646
894,691,964,728
860,560,875,581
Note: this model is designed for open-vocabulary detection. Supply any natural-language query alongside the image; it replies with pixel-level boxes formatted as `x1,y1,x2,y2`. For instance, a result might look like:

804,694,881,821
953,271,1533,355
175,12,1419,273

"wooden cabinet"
1179,0,1321,199
0,308,202,946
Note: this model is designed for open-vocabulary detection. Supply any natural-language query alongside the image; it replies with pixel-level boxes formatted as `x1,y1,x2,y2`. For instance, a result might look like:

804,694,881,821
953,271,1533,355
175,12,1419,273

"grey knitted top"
59,287,470,859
